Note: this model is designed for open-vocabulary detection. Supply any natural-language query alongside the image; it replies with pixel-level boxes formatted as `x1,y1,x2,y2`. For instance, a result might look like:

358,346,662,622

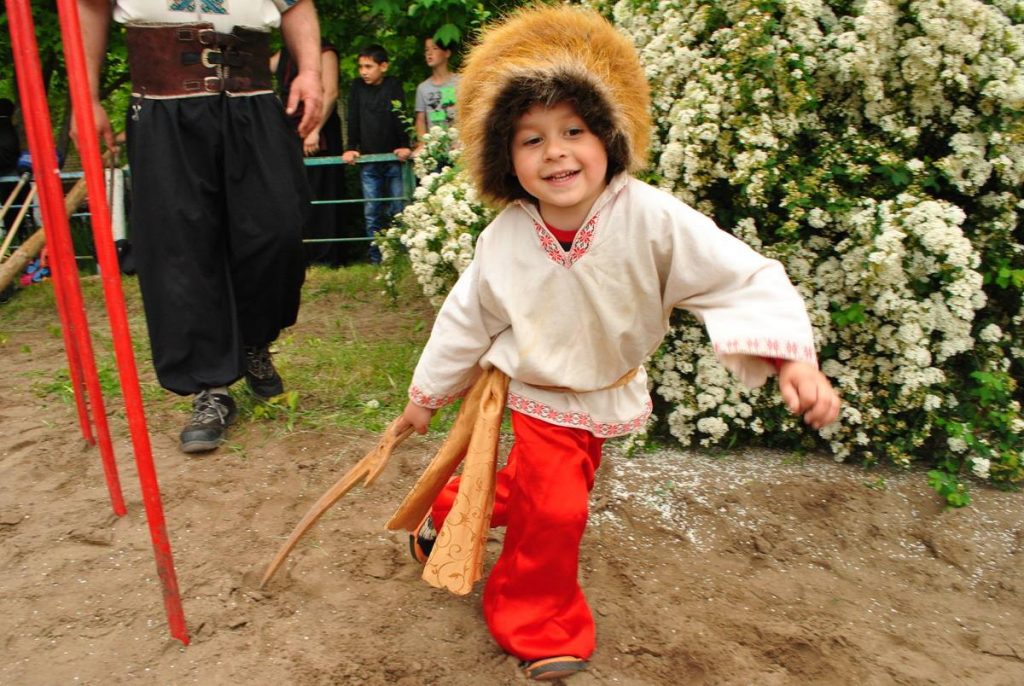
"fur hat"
456,4,651,206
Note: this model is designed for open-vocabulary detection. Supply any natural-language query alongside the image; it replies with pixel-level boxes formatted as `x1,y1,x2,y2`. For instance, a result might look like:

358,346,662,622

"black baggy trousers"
126,93,308,395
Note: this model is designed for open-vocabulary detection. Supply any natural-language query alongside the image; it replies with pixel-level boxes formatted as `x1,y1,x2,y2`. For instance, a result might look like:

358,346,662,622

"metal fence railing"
0,152,414,267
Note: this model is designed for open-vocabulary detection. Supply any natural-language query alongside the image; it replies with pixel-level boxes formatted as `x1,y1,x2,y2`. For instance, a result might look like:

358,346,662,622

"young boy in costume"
394,5,840,681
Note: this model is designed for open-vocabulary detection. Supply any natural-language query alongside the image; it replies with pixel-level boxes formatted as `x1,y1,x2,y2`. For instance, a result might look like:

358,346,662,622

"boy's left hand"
777,360,841,429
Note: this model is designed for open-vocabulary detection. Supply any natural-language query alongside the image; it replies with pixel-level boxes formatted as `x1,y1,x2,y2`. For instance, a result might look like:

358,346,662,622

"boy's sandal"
522,656,588,681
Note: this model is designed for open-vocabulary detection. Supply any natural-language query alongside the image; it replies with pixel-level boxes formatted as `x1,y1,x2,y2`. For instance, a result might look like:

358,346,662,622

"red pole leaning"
62,293,97,445
55,0,190,645
50,250,97,446
5,0,126,518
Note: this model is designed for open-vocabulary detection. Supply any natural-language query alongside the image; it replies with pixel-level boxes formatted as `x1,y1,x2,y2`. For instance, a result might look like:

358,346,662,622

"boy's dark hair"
430,36,457,52
482,74,630,204
358,44,389,64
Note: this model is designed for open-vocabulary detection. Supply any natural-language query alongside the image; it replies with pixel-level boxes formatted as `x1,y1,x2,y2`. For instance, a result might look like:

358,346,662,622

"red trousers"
430,411,605,660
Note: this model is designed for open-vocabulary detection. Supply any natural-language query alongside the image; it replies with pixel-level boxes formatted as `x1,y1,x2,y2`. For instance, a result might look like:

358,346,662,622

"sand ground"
1,275,1022,685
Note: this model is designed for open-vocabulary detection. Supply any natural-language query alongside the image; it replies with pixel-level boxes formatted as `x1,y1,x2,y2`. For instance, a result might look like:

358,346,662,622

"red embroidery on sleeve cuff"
713,338,817,366
408,385,463,409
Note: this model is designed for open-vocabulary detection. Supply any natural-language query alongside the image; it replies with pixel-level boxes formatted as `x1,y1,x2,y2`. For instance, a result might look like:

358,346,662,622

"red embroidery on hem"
507,393,652,438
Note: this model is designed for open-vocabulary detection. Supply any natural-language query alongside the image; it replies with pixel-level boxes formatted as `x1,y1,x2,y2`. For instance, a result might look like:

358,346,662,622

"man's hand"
394,147,412,161
342,150,360,165
287,69,323,139
396,400,435,435
70,100,117,157
777,360,841,429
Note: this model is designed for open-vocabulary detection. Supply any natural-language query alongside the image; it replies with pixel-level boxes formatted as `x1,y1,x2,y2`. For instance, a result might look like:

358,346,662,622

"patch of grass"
0,281,57,323
301,263,386,303
251,336,426,434
32,355,124,404
242,265,439,435
5,264,445,440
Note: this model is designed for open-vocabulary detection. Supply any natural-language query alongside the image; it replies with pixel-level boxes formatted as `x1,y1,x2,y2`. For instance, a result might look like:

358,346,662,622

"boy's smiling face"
511,102,608,231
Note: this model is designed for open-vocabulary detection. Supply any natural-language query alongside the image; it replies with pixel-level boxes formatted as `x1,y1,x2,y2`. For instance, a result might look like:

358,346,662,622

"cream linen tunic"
409,174,818,438
112,0,300,32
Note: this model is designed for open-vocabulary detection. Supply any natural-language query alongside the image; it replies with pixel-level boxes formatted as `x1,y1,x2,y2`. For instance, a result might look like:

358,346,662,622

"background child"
395,5,840,682
342,45,411,264
412,35,459,157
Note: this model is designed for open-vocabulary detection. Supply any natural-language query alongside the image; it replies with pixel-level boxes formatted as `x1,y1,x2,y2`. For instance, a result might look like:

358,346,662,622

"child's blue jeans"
359,161,405,263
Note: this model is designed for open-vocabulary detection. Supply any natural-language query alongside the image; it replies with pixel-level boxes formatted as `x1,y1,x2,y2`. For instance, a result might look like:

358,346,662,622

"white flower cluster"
612,0,1024,482
378,126,495,307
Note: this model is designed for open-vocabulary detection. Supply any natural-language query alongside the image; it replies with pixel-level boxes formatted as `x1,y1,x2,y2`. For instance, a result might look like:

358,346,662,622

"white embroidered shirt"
113,0,301,33
409,174,818,437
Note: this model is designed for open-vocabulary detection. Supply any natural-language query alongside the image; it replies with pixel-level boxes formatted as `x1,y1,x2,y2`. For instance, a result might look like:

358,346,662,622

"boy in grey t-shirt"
413,37,458,155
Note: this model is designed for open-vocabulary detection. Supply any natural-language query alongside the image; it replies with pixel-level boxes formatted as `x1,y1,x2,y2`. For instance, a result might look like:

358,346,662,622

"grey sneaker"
179,390,237,454
244,345,284,398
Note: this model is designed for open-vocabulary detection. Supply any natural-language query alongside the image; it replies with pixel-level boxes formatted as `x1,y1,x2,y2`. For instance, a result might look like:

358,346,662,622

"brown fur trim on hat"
457,4,651,207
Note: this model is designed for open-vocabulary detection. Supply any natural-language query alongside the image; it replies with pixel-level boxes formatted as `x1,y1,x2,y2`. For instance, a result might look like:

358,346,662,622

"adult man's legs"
127,95,241,452
128,94,307,452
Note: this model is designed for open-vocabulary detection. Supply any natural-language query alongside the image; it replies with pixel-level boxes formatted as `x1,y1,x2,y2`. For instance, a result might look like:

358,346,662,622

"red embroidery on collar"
533,213,599,268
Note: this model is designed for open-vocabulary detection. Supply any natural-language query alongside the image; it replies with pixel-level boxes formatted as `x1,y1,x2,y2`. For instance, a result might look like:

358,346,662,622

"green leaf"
435,23,462,45
830,302,865,328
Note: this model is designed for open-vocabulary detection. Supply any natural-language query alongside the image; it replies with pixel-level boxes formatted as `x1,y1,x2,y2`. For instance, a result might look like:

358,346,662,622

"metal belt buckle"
203,76,223,92
197,29,216,46
201,48,222,68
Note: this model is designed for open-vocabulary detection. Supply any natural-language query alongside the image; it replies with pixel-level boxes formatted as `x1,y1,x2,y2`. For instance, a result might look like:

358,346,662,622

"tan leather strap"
529,366,639,394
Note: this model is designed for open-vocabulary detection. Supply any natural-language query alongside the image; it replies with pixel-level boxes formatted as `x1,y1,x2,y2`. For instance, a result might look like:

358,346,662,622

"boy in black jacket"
342,45,411,263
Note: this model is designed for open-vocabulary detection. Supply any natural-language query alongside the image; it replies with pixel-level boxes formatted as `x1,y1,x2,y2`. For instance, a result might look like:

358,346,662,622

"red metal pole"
63,299,97,445
6,1,126,513
55,0,190,645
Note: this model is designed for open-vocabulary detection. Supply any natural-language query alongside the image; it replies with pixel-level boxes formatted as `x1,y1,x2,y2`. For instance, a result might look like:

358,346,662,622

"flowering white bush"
379,126,495,306
382,0,1024,505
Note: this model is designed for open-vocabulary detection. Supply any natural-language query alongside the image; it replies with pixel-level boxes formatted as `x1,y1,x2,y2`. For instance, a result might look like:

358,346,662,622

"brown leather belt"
125,23,272,97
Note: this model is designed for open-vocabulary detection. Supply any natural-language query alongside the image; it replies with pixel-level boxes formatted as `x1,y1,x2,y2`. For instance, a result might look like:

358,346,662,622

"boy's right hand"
342,150,360,164
397,400,435,435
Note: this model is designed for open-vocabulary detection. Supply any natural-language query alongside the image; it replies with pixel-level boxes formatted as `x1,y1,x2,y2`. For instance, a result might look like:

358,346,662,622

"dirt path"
1,276,1022,685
